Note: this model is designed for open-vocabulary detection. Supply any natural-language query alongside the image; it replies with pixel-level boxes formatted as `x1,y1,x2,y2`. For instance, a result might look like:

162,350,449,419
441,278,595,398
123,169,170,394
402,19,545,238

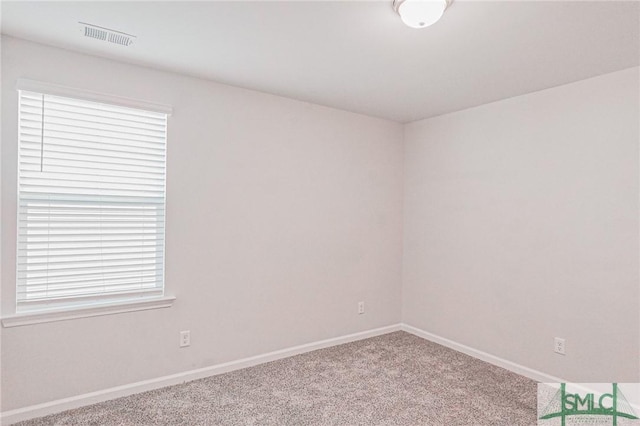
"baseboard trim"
400,323,565,384
1,324,401,425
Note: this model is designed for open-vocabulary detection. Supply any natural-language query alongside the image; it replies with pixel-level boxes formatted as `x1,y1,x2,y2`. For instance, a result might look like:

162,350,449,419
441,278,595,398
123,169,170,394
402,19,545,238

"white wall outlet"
554,337,565,355
180,330,191,348
358,301,365,315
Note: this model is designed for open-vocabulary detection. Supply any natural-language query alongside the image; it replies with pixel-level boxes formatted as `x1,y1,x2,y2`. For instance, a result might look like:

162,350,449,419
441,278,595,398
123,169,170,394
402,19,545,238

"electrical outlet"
554,337,565,355
180,330,191,348
358,301,365,315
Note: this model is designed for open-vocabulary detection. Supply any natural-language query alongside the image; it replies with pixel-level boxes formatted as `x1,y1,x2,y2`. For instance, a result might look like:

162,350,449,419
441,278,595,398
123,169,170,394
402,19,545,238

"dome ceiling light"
392,0,453,29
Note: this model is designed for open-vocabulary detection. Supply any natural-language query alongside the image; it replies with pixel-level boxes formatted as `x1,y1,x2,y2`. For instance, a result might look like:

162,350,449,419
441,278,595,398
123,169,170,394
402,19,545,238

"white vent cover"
80,22,136,46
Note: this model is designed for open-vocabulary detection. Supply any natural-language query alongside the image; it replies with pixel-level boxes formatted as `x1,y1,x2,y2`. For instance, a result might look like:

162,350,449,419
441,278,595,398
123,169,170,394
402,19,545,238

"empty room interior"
1,1,639,425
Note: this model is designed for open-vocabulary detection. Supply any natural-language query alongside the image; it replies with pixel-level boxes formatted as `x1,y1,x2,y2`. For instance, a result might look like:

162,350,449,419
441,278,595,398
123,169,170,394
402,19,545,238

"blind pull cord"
40,94,45,172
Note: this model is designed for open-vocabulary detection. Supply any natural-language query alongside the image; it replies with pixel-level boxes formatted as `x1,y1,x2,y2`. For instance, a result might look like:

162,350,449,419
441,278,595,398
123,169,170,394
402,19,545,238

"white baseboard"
6,322,629,425
1,324,401,425
400,323,565,384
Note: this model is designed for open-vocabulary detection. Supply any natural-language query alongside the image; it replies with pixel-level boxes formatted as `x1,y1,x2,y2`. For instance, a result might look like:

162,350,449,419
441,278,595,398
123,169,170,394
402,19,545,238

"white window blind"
17,90,168,312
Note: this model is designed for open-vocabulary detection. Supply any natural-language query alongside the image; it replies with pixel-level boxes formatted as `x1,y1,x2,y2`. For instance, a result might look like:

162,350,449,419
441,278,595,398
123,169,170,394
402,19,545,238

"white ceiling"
2,1,639,123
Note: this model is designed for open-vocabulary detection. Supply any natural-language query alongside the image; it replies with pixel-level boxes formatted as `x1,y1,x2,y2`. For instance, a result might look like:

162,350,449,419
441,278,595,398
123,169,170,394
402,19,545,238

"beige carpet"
17,331,537,425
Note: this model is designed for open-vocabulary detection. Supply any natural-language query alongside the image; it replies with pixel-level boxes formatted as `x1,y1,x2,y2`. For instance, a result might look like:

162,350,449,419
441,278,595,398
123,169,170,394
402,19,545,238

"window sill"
1,296,176,328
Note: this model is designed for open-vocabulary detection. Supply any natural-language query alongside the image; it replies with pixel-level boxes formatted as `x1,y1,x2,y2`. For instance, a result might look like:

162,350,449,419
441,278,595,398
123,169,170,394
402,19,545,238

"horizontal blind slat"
21,140,166,160
20,112,166,137
20,177,165,190
20,134,166,154
19,291,163,306
20,149,166,167
17,272,161,288
22,92,167,121
17,265,163,281
21,120,166,143
19,250,163,261
19,280,161,297
19,258,163,271
20,104,167,130
18,241,164,251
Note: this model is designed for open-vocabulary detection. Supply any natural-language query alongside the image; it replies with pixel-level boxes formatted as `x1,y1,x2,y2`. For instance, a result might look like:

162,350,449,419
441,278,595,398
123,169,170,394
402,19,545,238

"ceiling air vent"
80,22,136,46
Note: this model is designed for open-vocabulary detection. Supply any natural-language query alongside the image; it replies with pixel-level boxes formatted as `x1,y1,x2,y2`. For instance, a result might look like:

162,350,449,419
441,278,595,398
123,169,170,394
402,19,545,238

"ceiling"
2,1,639,123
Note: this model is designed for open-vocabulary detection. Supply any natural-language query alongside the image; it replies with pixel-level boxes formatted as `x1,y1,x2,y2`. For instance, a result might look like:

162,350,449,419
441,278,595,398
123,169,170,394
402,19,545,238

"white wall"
0,36,404,411
2,34,638,415
403,67,640,382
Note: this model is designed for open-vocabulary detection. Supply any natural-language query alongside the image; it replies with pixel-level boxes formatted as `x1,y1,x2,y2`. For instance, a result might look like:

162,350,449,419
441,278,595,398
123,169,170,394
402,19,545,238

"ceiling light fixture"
392,0,452,29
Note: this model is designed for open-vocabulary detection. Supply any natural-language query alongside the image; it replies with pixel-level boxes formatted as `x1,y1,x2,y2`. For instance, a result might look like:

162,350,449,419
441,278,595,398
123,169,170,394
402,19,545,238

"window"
16,87,169,313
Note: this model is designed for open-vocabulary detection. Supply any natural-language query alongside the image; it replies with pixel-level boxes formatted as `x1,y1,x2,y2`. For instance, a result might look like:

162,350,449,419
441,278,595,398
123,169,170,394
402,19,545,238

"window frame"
4,80,174,324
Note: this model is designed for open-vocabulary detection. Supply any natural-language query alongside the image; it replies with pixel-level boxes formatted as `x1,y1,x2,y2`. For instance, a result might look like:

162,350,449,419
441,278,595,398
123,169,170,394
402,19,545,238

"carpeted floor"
17,331,538,425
